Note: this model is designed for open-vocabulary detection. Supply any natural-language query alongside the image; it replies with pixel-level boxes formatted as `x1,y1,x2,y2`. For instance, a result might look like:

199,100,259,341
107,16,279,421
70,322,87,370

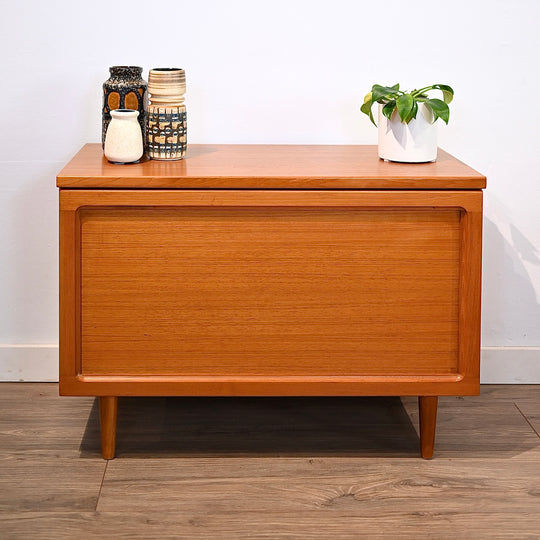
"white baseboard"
480,347,540,384
0,345,539,384
0,345,59,382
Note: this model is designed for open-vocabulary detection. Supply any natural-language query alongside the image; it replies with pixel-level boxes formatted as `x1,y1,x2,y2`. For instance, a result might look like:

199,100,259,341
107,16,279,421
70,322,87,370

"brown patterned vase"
146,68,187,160
102,66,147,148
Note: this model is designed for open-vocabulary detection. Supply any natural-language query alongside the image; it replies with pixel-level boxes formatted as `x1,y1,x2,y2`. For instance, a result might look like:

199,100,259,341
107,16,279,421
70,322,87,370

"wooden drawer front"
78,204,460,377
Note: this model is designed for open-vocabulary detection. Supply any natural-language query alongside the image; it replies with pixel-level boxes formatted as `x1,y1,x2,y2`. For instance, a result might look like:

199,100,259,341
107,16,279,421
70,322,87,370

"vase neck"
148,68,186,104
110,109,139,120
109,66,143,81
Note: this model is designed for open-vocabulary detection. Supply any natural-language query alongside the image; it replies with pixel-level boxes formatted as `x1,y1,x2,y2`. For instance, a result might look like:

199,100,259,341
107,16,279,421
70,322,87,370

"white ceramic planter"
378,103,437,163
104,109,144,164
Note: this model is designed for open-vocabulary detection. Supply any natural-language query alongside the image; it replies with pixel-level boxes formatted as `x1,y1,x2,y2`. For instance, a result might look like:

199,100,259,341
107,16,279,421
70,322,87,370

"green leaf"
372,84,400,103
404,100,418,124
360,100,371,116
426,98,450,124
422,102,437,124
360,93,376,126
396,94,414,122
423,102,435,123
433,84,454,104
361,83,453,127
360,92,372,116
382,100,396,120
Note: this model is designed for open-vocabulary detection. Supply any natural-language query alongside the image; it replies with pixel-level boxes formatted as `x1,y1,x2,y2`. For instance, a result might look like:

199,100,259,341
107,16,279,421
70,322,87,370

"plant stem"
411,86,434,98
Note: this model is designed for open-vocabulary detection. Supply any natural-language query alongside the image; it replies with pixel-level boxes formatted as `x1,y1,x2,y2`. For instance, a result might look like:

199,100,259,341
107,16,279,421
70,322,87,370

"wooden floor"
1,384,539,538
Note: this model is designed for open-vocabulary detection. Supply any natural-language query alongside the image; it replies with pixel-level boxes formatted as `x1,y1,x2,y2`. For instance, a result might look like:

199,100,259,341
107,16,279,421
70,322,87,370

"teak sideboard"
57,144,485,459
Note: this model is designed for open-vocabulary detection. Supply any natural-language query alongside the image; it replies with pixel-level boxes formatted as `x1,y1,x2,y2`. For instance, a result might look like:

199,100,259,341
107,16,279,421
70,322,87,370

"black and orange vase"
102,66,147,147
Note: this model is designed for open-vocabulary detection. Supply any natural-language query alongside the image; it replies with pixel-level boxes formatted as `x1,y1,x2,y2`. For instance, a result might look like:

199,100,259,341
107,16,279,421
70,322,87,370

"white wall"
1,0,539,382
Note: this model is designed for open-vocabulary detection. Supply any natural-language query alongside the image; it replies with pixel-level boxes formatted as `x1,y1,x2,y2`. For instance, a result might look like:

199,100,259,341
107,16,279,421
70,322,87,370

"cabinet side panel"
80,207,460,377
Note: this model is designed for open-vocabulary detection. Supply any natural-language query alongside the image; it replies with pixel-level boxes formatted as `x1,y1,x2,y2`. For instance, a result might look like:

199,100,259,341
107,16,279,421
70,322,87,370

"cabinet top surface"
57,144,486,189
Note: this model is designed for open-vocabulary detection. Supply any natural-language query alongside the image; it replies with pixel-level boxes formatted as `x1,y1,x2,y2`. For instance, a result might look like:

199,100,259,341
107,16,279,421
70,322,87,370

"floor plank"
0,384,105,513
1,383,540,538
402,396,540,460
0,457,105,512
1,510,540,539
0,383,100,457
514,395,540,436
97,456,540,514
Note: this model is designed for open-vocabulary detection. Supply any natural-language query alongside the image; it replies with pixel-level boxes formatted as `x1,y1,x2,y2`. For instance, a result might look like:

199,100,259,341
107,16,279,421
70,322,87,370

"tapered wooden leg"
99,396,118,460
418,396,438,459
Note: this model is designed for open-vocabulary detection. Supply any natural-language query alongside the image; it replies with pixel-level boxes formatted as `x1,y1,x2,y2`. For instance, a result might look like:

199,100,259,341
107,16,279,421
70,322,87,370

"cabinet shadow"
80,396,420,458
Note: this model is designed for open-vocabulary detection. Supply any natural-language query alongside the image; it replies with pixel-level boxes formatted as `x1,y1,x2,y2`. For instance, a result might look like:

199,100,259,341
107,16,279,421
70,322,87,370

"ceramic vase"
378,103,438,163
104,109,144,164
102,66,147,148
146,68,187,160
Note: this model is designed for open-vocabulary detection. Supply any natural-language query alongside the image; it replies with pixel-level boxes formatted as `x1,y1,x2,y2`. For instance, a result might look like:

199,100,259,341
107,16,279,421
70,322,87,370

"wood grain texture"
419,396,438,458
97,459,540,514
59,207,80,390
2,384,540,538
0,459,104,513
57,145,485,458
514,399,540,438
0,384,98,457
0,384,105,513
80,206,460,378
59,187,482,212
457,191,483,385
59,188,481,398
56,143,486,189
3,512,540,540
99,397,117,460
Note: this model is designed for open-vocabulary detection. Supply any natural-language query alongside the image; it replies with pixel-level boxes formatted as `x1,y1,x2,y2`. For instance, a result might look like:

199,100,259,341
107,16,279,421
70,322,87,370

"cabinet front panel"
79,206,460,377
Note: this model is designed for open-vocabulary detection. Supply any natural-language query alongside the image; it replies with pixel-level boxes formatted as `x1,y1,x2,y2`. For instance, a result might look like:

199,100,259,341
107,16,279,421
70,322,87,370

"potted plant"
361,84,454,163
